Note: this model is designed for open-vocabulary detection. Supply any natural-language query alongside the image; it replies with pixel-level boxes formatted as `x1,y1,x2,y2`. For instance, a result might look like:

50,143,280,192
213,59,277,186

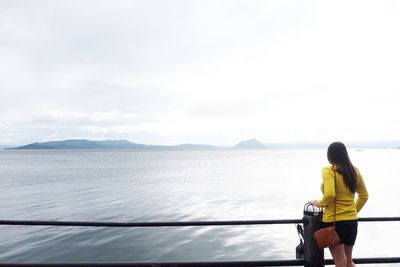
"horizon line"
2,138,400,149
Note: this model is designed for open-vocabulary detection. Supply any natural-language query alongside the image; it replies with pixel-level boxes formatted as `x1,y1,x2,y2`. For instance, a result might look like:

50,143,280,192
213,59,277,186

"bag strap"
333,166,337,227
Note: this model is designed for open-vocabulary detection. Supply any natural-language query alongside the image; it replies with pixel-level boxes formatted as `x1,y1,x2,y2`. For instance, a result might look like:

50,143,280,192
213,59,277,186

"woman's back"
309,142,369,267
320,166,368,222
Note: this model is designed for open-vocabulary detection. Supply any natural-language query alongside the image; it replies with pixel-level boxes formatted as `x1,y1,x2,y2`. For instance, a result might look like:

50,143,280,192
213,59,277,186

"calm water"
0,149,399,265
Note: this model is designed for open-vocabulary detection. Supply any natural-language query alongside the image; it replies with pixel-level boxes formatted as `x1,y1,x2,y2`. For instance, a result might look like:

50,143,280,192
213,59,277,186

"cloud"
0,0,400,145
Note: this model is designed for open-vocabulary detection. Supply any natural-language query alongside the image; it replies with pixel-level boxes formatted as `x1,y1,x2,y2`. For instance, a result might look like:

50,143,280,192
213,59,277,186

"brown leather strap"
333,166,337,227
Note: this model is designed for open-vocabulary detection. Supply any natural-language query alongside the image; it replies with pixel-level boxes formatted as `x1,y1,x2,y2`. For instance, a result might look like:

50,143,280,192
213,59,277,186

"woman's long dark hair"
327,142,358,193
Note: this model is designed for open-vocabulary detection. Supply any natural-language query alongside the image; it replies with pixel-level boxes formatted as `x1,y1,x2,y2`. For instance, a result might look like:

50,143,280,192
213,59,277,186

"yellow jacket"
318,165,369,222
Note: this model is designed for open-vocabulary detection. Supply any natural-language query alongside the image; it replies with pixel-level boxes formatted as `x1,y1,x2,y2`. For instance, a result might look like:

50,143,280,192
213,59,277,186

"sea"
0,148,399,265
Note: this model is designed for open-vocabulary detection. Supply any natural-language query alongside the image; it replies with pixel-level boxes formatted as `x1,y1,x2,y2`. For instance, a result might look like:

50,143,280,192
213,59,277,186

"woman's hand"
308,200,321,207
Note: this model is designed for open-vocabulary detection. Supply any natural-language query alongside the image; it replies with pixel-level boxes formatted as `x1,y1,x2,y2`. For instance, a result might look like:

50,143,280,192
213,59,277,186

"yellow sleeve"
318,168,336,207
355,171,369,212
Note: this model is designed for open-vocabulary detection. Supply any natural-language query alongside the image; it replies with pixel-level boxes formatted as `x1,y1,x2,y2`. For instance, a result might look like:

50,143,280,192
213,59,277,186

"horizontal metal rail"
359,217,400,222
1,217,400,266
1,260,306,267
2,257,400,267
0,219,302,227
1,217,400,227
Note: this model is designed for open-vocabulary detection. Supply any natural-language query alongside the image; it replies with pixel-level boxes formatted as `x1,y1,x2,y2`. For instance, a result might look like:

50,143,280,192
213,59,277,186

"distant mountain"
233,138,267,149
12,139,160,150
10,138,399,150
11,139,219,150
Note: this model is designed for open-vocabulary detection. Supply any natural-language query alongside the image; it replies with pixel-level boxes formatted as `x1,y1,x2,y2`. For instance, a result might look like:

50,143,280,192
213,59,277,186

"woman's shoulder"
322,165,335,178
353,166,363,179
322,165,334,173
353,166,360,173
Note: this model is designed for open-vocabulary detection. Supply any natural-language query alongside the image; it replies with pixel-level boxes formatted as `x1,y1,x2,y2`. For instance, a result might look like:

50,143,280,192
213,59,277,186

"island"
10,138,268,150
12,139,221,150
232,138,267,150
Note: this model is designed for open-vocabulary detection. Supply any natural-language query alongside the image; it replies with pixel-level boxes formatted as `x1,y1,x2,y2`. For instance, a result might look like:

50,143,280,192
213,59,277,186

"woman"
309,142,368,267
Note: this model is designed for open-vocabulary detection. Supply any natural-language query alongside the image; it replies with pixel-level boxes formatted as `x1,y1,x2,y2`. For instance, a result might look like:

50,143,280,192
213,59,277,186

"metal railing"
1,217,400,266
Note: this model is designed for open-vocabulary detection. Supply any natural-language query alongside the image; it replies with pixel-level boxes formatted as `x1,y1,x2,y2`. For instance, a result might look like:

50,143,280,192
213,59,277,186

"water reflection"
0,149,399,264
0,224,289,262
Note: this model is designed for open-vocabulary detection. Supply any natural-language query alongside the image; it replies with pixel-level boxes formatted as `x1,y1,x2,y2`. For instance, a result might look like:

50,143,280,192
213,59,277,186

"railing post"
303,204,324,267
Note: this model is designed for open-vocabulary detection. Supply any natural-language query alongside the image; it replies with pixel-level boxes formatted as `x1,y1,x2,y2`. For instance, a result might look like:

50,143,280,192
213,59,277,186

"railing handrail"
2,217,400,266
1,217,400,227
2,258,400,266
0,219,302,227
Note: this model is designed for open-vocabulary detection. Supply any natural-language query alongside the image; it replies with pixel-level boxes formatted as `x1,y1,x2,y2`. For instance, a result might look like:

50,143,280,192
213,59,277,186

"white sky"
1,0,400,146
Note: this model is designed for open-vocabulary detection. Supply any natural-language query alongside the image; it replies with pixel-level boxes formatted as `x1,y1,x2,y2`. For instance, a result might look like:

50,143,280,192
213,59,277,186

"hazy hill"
12,139,218,150
9,139,399,150
233,138,267,149
13,139,157,149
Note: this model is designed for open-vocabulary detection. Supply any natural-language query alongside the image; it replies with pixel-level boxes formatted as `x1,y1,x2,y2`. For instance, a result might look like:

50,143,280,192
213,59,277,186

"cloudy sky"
1,0,399,146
